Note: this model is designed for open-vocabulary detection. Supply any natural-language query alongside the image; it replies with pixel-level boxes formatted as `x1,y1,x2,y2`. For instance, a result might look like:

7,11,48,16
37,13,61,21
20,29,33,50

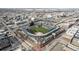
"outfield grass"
31,25,48,34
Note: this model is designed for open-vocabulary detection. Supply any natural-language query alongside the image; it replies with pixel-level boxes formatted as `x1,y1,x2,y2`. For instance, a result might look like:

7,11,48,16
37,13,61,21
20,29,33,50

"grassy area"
31,25,48,34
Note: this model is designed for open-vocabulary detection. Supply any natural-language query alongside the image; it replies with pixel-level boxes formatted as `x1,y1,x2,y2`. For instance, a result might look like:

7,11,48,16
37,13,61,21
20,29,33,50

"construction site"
0,8,79,51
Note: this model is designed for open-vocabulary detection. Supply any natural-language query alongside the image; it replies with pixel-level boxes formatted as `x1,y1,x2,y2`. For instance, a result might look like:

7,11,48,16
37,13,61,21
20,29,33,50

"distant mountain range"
0,8,79,13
